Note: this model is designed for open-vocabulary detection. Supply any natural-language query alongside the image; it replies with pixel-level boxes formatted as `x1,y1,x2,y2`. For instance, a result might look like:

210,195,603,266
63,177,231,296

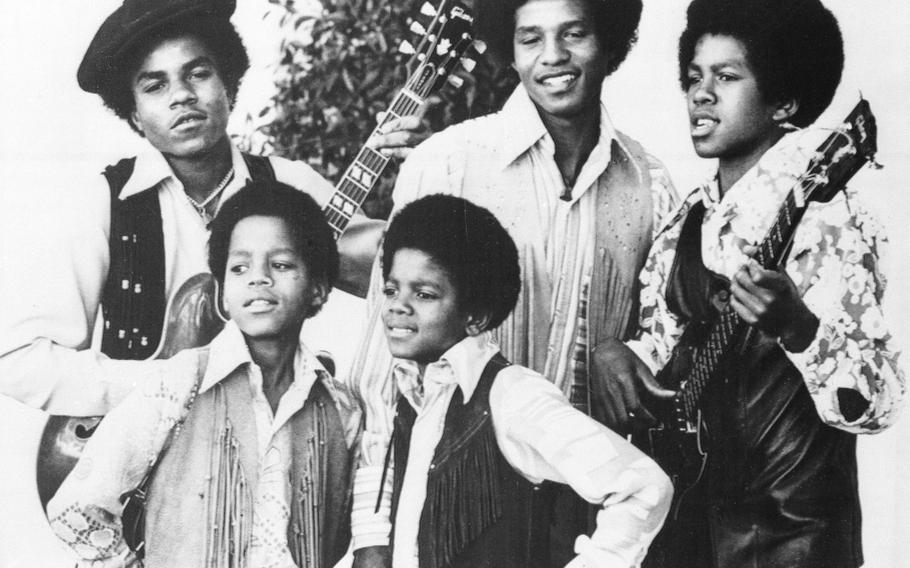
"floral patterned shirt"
627,131,904,433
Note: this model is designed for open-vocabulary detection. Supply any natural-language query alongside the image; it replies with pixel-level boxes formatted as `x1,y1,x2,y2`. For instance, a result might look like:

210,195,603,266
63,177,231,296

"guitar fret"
398,88,424,108
355,149,386,175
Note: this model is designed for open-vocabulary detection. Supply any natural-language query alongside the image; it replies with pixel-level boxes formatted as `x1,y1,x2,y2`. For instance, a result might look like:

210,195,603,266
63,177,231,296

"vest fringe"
205,421,250,568
291,402,327,568
425,424,503,568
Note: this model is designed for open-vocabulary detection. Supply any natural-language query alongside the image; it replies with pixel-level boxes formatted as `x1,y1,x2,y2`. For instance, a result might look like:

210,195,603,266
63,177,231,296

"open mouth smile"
538,72,579,91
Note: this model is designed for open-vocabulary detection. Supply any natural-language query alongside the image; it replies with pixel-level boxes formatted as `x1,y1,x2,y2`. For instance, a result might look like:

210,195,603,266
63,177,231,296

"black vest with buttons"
100,153,275,360
389,353,554,568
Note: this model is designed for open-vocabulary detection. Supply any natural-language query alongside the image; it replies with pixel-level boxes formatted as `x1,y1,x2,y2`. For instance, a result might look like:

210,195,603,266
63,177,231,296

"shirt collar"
392,332,499,406
698,130,826,207
117,141,252,201
200,319,328,401
496,84,618,172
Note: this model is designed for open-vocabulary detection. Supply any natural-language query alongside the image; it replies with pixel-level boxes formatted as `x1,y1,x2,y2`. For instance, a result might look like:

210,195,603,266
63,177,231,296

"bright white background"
1,1,908,566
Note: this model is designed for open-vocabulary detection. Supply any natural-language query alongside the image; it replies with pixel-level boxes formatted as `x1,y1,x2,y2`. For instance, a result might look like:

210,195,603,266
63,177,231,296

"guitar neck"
322,91,424,241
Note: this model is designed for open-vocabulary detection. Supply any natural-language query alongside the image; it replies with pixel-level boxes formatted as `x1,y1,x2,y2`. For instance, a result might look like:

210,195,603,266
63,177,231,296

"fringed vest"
646,201,862,568
145,367,352,568
100,154,276,360
389,353,553,568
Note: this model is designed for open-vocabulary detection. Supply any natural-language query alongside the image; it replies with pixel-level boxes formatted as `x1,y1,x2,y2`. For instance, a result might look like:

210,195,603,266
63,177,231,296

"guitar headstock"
399,2,476,102
804,98,879,204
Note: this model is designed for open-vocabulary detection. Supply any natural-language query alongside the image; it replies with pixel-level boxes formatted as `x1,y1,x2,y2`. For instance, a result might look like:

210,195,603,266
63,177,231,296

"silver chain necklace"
186,167,235,225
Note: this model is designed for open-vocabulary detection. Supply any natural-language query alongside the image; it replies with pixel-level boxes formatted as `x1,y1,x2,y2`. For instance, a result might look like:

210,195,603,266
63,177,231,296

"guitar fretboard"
323,93,422,240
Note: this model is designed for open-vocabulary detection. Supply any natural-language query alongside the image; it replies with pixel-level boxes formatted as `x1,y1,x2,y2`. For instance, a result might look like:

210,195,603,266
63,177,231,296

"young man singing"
595,1,905,566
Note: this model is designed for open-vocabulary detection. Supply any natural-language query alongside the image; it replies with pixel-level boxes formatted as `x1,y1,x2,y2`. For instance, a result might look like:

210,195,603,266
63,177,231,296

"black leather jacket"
644,202,862,568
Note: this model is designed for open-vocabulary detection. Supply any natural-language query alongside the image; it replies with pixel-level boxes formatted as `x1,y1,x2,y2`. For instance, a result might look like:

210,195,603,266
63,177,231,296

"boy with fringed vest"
364,194,672,568
47,182,360,568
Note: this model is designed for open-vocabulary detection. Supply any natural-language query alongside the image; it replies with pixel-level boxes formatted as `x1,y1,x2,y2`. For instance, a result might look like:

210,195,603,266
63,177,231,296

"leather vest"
144,364,352,568
645,201,862,568
100,153,275,360
389,354,554,568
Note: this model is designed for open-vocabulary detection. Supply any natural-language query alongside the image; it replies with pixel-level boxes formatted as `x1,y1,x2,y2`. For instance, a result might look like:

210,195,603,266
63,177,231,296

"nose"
248,263,273,287
691,76,715,105
385,292,411,315
170,79,197,107
540,36,569,66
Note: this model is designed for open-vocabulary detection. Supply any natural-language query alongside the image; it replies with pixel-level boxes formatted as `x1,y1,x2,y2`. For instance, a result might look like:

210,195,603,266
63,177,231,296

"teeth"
249,299,272,307
695,118,716,128
387,327,415,338
542,74,575,87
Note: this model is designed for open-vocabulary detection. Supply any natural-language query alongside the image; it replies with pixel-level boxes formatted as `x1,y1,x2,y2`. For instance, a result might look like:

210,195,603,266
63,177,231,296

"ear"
131,109,145,136
220,285,231,319
307,281,329,317
773,98,800,124
464,312,491,337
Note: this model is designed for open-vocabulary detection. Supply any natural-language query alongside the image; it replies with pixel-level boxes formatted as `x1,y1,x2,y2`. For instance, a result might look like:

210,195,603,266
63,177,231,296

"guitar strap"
100,153,276,360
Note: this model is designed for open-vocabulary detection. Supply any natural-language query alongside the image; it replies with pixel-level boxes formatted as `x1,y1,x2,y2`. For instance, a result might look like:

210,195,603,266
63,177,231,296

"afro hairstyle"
381,194,521,332
678,0,843,127
208,180,338,293
476,0,643,77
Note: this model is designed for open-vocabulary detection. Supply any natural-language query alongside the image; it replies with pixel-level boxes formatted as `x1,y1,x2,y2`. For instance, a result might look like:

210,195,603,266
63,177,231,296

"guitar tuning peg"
409,21,427,36
421,2,437,16
447,75,465,89
398,40,416,55
472,40,487,54
417,53,426,62
461,58,476,73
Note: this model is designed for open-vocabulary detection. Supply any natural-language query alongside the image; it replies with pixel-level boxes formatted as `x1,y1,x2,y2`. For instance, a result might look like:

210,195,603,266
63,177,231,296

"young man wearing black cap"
0,0,424,415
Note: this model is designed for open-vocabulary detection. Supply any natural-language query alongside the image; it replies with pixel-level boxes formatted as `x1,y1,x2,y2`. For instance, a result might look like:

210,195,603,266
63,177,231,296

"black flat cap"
78,0,236,94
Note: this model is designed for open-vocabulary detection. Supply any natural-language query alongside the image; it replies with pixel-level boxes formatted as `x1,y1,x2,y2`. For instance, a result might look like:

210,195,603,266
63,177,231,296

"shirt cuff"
781,320,879,432
351,465,393,550
625,339,661,376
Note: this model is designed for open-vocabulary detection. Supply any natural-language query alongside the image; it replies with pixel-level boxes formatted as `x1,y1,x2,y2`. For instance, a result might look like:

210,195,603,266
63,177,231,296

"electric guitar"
36,0,479,509
631,99,880,503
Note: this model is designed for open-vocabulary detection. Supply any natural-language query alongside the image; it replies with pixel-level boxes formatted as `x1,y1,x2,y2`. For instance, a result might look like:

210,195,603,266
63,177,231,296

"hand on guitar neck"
729,245,820,353
590,338,677,433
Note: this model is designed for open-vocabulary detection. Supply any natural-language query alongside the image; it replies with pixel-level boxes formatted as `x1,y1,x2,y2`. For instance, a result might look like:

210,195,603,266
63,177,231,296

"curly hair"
678,0,843,127
476,0,642,76
99,17,249,132
382,194,521,332
208,181,338,293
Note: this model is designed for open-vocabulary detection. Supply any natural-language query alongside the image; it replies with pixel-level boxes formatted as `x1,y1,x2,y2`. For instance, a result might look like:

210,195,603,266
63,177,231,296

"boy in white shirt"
360,194,672,568
47,182,360,567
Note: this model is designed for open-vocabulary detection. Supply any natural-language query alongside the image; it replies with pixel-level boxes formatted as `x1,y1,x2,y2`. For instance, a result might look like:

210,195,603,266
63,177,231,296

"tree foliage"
260,0,516,218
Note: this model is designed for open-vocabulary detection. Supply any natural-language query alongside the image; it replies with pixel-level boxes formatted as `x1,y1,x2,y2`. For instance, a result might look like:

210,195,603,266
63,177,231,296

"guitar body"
631,338,710,499
36,274,224,509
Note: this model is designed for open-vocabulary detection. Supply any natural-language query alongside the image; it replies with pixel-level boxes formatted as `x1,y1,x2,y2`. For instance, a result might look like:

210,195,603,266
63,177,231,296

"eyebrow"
133,56,216,85
688,59,747,72
514,18,588,35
